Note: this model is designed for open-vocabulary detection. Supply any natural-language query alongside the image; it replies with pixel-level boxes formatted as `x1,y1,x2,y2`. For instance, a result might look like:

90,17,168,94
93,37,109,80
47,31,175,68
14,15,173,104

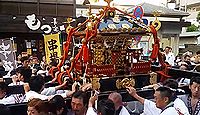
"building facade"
0,0,76,59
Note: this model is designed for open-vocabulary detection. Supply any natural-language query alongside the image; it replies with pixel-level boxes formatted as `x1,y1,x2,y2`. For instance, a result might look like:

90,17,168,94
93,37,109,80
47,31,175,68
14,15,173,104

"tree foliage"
197,12,200,21
186,24,198,32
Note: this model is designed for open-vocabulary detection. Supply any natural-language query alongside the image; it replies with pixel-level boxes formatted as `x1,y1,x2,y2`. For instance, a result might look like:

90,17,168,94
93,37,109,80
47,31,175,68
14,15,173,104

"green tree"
186,24,198,32
197,12,200,21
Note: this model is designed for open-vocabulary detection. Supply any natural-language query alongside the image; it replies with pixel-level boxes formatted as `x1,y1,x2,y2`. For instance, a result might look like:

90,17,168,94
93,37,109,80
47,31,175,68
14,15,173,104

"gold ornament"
87,22,93,30
153,11,161,17
116,78,135,89
152,11,161,31
122,24,131,29
149,72,157,85
108,24,117,29
99,9,104,15
93,44,105,65
91,77,100,90
67,18,73,23
66,25,73,34
113,16,120,23
104,0,113,5
152,19,161,31
65,18,73,34
82,38,87,43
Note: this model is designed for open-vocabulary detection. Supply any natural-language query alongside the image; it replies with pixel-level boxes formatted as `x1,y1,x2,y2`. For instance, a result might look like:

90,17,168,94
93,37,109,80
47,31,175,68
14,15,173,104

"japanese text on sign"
44,34,61,64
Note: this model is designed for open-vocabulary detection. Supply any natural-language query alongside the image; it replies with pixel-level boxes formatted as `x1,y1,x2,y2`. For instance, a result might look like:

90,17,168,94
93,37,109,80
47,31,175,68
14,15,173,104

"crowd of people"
155,46,200,72
0,48,199,115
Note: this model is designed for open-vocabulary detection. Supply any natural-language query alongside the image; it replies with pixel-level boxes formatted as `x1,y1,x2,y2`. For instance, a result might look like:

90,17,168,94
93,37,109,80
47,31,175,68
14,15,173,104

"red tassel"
150,44,159,59
83,44,89,63
57,28,74,70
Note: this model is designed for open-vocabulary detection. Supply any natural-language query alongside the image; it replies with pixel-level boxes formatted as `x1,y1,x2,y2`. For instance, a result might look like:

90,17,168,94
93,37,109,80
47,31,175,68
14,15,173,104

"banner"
0,38,16,77
44,34,61,64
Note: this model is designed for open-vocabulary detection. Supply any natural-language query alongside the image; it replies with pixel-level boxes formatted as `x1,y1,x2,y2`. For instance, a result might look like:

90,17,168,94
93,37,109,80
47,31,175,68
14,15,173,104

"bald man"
108,92,130,115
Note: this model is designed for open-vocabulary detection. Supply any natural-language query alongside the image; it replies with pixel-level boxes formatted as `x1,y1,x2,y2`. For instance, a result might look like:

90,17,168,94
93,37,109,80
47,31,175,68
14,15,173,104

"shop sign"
25,14,66,34
44,34,61,64
0,38,16,77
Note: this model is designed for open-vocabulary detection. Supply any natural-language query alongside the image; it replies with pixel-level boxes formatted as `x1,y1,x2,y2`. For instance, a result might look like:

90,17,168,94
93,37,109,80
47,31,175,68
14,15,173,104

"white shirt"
0,96,16,105
86,107,97,115
143,99,160,115
119,106,130,115
0,94,25,105
142,98,189,115
41,87,69,98
8,81,24,86
41,87,56,96
165,52,175,66
174,98,190,115
160,107,179,115
86,106,129,115
25,91,49,101
25,90,68,102
179,94,200,115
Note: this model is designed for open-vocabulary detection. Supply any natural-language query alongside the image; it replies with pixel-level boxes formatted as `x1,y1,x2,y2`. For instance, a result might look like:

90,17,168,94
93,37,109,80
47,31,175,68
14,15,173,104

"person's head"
71,91,87,115
32,57,39,64
29,75,45,93
97,99,115,115
184,55,191,61
49,59,58,67
164,46,171,54
42,56,46,62
27,98,49,115
179,64,189,70
20,56,29,68
16,67,26,82
17,54,22,61
189,77,200,98
154,87,174,110
49,95,67,115
163,79,178,89
196,51,200,55
0,82,7,99
169,47,172,52
163,79,178,99
108,92,123,110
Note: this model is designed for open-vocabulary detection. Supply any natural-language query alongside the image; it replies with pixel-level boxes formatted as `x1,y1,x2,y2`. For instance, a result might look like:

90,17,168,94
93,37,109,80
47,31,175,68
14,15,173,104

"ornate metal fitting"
91,77,100,90
149,72,157,85
104,0,113,5
93,43,105,65
99,9,104,15
66,25,73,34
152,10,161,31
152,11,161,17
116,78,135,89
87,22,94,30
64,17,73,34
82,38,87,43
152,19,161,31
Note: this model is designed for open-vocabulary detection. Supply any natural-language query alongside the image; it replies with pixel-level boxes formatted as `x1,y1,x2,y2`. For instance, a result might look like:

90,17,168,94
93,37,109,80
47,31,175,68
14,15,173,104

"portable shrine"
49,0,168,92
